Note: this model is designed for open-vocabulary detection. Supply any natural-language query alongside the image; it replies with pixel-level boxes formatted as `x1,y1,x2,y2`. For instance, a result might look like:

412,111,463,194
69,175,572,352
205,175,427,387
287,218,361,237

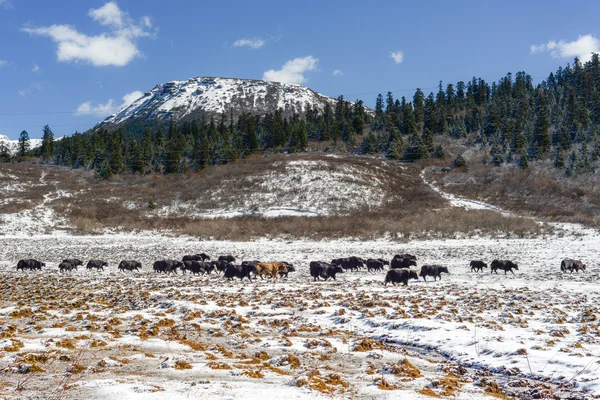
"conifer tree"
553,147,565,168
0,142,10,162
40,125,54,160
518,150,529,169
18,130,30,157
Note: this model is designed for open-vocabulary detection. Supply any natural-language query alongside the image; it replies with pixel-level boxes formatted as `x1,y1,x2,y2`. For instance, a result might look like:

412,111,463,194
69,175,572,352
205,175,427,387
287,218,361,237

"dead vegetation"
0,266,587,399
1,154,546,239
424,151,600,228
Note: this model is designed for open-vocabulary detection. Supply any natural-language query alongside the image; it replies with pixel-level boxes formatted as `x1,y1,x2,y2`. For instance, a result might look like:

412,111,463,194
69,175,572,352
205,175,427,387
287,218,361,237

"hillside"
95,77,344,131
0,153,546,239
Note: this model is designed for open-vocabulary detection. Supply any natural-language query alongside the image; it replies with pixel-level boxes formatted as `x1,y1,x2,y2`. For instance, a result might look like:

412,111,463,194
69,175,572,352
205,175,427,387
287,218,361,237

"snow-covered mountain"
0,134,43,155
95,77,345,130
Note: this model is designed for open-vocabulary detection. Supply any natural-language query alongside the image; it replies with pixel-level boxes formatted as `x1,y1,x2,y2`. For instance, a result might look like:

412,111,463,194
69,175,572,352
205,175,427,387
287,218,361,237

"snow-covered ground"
421,168,513,215
149,159,390,218
0,224,599,398
0,165,598,398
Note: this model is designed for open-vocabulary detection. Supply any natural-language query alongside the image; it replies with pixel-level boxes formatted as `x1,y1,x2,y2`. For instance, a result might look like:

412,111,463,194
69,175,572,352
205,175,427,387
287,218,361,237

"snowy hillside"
0,134,43,155
96,77,344,130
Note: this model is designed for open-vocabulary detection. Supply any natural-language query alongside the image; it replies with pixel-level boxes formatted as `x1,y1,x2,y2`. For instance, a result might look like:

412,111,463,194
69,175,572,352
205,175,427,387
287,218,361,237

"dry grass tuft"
173,360,192,370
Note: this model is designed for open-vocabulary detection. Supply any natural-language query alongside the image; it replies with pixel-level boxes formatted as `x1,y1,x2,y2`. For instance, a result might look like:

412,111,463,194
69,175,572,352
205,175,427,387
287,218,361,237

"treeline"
8,55,600,177
361,54,600,174
47,97,369,178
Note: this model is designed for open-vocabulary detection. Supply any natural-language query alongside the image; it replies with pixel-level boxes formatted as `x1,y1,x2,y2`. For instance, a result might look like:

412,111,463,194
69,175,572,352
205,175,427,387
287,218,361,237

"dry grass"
424,146,600,228
1,152,551,239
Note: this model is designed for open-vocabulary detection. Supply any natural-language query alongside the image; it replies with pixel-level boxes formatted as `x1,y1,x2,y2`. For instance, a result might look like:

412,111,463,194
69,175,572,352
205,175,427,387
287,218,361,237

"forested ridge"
4,55,600,178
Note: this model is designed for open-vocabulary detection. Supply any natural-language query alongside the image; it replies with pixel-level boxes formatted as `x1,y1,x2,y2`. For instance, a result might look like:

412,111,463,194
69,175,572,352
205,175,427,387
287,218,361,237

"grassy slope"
0,153,545,239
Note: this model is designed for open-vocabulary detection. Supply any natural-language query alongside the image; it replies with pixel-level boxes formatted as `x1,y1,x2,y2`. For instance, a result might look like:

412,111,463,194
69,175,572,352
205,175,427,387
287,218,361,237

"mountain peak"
96,77,339,130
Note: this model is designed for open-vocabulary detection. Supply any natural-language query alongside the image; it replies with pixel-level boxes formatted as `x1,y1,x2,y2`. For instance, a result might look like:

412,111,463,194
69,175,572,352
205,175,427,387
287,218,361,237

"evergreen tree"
18,130,30,157
454,154,467,167
518,150,529,169
491,143,504,166
553,147,565,168
422,128,434,154
577,143,591,172
375,94,384,120
288,120,308,153
127,140,144,173
0,142,10,162
362,133,378,154
165,118,184,173
40,125,54,160
533,88,551,155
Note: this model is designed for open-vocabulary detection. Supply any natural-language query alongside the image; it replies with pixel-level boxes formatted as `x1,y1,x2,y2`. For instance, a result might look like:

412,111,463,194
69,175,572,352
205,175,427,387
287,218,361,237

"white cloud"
390,50,404,64
333,69,343,76
530,34,600,63
76,90,143,116
88,2,123,27
22,2,154,67
32,64,40,72
263,56,318,84
0,0,13,9
233,38,265,49
0,60,7,67
121,90,144,107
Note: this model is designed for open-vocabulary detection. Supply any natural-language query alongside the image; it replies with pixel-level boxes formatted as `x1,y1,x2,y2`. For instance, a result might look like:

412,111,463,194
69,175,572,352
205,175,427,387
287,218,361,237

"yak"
561,258,586,273
490,260,519,275
309,261,344,281
419,265,449,281
384,268,418,286
118,260,142,272
86,260,107,271
470,260,487,272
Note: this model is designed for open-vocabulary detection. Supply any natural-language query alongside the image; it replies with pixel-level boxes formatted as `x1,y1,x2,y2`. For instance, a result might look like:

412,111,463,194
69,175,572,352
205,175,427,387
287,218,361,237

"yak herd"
14,253,587,286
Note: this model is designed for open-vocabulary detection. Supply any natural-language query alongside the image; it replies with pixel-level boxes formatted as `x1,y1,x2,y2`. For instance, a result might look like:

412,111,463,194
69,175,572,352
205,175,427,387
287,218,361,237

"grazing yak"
59,262,78,273
218,255,236,263
419,265,449,281
470,260,488,272
309,261,344,281
118,260,142,272
62,259,83,268
17,259,44,271
331,256,363,272
86,260,107,271
384,268,419,286
153,260,183,274
255,262,284,280
224,264,255,282
279,262,295,278
561,258,586,273
182,260,213,275
391,257,417,269
241,260,260,269
212,260,231,274
394,254,417,261
366,259,386,272
182,253,210,262
490,260,519,275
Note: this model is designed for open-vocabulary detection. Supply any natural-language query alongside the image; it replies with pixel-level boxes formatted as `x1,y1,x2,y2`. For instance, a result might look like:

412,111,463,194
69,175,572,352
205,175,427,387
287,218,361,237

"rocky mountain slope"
95,77,342,130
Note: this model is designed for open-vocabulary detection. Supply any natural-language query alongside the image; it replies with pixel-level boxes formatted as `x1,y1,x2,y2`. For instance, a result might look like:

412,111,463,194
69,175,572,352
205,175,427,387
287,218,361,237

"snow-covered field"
0,221,598,398
0,164,598,399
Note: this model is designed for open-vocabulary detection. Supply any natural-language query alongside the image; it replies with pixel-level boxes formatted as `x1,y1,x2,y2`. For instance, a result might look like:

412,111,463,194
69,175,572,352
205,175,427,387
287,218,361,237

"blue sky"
1,0,600,139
